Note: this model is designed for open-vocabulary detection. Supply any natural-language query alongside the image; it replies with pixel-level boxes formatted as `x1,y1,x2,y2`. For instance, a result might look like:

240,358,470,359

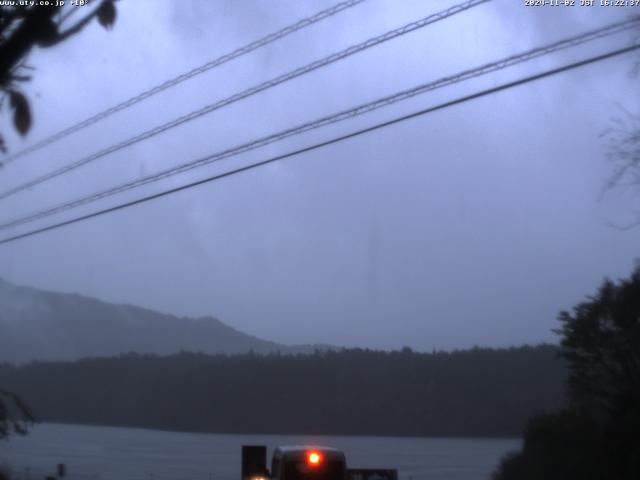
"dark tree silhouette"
558,264,640,416
602,45,640,229
0,0,117,155
493,264,640,480
602,109,640,228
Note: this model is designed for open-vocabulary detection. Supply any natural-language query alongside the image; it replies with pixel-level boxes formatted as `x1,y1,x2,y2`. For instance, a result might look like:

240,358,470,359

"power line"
0,0,491,200
0,0,368,165
1,43,637,246
0,17,637,232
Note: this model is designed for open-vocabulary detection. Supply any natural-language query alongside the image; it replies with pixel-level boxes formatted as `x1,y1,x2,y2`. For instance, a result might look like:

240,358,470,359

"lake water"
0,424,519,480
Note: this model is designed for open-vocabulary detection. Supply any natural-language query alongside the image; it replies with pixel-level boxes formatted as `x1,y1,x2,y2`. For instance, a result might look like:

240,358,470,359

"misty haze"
0,1,639,480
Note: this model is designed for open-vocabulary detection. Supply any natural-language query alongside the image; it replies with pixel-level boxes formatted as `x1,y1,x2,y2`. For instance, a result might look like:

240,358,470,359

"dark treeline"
0,345,564,437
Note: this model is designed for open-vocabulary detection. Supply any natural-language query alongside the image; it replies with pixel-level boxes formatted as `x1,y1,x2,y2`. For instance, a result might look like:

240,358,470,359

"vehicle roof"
273,445,345,459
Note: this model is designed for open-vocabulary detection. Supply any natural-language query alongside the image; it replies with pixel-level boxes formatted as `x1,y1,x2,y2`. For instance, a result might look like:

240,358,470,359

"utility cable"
0,17,636,231
0,43,637,246
0,0,490,199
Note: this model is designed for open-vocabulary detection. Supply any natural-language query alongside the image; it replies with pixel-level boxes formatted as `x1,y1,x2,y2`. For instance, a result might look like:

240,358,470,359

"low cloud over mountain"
0,278,330,363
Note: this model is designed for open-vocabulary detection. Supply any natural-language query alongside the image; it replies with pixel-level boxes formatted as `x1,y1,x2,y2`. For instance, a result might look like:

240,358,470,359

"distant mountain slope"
0,278,329,363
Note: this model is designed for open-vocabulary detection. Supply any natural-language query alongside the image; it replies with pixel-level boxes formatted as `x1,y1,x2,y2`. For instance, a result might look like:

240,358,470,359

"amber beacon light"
307,451,322,467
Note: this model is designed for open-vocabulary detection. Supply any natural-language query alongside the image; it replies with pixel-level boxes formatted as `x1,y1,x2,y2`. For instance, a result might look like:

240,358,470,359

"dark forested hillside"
0,345,565,437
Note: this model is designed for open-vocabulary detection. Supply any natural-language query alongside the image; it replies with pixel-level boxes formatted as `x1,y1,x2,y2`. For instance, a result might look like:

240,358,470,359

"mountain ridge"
0,278,335,363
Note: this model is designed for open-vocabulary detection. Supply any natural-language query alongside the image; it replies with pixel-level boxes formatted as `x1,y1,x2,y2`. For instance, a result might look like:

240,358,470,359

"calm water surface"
0,424,519,480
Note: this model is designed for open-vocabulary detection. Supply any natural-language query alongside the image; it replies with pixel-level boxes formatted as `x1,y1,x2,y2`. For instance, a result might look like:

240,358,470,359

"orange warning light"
307,451,322,466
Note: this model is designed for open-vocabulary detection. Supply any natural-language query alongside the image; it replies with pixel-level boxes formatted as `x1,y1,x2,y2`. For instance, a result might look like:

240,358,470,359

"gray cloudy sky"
0,0,639,351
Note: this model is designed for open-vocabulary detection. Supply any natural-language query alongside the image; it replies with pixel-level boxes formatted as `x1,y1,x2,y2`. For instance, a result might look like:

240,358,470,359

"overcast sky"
0,0,639,351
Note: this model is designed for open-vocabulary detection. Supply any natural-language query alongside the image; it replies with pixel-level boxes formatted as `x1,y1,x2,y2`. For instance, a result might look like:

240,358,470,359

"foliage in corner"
557,264,640,417
602,109,640,228
493,264,640,480
0,0,118,438
0,388,36,440
0,0,117,157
